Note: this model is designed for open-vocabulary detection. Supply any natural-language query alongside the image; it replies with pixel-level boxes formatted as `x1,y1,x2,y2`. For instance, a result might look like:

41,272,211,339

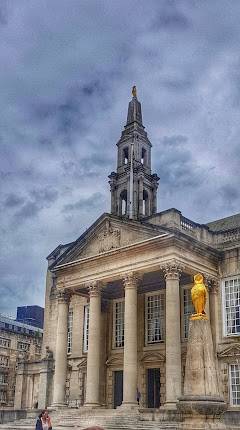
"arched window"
143,190,149,216
141,148,147,165
123,147,129,165
120,190,127,216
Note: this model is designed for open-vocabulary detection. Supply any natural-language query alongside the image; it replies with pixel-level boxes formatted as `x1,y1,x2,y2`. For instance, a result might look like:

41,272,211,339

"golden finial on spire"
132,85,137,97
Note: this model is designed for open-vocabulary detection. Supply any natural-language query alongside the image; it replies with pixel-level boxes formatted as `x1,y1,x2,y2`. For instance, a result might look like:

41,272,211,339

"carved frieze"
98,220,121,253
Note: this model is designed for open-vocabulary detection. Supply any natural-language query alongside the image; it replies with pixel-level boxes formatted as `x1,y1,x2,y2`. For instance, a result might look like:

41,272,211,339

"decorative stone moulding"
56,289,70,303
160,260,184,280
86,281,102,297
178,395,227,417
123,272,141,289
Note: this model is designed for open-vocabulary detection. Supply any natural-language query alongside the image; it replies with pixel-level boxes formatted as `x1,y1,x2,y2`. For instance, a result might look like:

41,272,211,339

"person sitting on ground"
35,410,52,430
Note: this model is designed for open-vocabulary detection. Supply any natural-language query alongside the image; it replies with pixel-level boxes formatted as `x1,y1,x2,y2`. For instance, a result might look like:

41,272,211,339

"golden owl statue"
191,273,208,320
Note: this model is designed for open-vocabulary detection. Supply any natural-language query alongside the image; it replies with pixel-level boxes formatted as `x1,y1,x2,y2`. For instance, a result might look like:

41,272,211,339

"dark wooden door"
147,368,160,408
114,370,123,408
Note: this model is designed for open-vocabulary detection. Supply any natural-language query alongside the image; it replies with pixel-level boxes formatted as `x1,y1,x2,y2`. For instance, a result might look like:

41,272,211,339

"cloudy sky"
1,0,240,315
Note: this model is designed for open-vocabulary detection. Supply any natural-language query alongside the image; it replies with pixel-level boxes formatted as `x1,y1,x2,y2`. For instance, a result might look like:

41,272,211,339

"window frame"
145,291,165,346
222,275,240,337
0,337,11,348
17,341,30,352
67,308,73,354
229,363,240,406
112,298,125,349
83,304,90,353
181,285,195,340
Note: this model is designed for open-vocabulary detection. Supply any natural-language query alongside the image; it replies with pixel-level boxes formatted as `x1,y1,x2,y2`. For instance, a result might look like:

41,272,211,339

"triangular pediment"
140,351,165,363
77,357,87,368
106,355,123,368
218,343,240,359
54,213,167,267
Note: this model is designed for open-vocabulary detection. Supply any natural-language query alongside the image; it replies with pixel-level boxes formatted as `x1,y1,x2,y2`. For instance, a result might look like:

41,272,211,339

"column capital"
123,272,141,289
203,274,219,294
86,281,102,297
56,288,70,304
161,260,183,280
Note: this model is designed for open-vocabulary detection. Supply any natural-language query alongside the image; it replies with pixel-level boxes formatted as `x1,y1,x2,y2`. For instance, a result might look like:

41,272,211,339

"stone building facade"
0,314,42,408
15,90,240,415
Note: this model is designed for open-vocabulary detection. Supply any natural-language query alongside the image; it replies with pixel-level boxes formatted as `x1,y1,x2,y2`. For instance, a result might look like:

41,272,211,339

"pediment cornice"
140,351,165,363
218,343,240,360
106,354,123,368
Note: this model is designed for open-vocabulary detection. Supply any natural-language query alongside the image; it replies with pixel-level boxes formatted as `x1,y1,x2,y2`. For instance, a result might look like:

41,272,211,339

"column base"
118,402,139,410
51,402,67,409
84,403,101,409
160,402,178,411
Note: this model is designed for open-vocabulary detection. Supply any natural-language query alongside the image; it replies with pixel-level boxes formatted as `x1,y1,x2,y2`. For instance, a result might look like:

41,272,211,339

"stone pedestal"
178,318,227,429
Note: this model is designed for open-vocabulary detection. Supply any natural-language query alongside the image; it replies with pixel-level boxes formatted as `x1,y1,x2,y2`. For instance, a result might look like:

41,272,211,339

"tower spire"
126,85,142,126
108,88,159,220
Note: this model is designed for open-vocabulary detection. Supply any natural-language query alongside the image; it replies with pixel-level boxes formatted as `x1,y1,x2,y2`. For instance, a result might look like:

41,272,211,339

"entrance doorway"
147,368,160,408
113,370,123,408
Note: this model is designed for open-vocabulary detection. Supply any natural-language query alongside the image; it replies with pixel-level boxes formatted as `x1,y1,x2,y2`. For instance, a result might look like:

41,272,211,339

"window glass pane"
83,305,89,353
183,288,194,339
67,309,73,354
114,300,124,348
230,364,240,405
146,293,165,344
224,278,240,335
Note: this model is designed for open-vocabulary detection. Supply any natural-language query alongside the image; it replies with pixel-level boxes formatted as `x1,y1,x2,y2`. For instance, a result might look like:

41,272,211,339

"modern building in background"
14,90,240,420
0,313,43,407
16,306,44,329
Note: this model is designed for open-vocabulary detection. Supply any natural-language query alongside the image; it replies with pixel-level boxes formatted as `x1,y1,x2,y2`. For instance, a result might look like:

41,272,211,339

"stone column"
52,290,69,407
85,282,101,407
14,362,25,409
161,262,182,409
122,273,139,407
38,348,54,409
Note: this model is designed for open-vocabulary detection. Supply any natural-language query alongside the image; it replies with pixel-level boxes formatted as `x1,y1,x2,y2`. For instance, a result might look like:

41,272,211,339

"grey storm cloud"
0,0,240,314
63,192,104,213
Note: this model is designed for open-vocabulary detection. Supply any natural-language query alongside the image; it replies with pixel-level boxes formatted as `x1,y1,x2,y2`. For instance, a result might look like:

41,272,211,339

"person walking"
35,410,52,430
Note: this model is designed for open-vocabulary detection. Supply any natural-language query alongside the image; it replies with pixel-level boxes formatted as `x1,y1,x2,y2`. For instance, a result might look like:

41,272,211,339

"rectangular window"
145,292,165,344
113,299,125,348
83,304,90,353
67,309,73,354
230,364,240,405
0,356,9,367
182,287,194,339
17,342,30,352
0,373,8,384
0,390,7,403
0,337,11,348
223,277,240,336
